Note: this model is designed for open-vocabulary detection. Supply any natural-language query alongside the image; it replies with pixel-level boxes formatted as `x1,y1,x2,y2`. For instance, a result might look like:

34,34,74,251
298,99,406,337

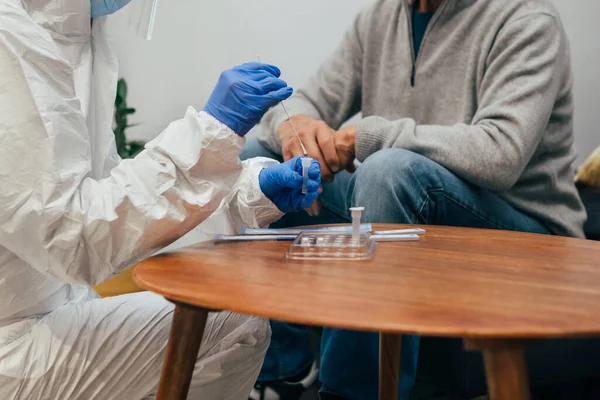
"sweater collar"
403,0,455,15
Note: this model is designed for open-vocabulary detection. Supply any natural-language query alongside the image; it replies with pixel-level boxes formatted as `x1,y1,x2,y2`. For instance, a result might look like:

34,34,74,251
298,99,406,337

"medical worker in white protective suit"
0,0,322,398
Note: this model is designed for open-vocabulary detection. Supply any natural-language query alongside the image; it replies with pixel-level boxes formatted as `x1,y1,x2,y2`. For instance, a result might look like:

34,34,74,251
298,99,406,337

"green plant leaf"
127,141,145,158
114,78,145,159
116,78,127,99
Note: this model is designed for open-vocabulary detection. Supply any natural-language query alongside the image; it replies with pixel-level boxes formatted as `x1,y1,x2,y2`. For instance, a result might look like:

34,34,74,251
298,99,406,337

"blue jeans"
241,139,551,400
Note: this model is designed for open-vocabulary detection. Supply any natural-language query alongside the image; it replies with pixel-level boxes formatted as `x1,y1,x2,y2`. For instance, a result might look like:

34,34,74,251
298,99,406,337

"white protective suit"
0,0,284,399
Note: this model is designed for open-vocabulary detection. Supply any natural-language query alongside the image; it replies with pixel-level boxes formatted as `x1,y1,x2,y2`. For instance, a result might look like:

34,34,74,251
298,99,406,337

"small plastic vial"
349,207,365,242
301,158,312,194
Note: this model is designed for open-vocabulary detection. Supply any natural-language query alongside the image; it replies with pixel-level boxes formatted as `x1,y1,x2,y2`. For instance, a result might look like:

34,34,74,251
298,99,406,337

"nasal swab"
257,56,308,155
301,157,312,194
280,103,308,155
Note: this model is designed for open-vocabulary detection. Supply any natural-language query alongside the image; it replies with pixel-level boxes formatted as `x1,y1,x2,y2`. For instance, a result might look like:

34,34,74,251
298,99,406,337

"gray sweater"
259,0,587,237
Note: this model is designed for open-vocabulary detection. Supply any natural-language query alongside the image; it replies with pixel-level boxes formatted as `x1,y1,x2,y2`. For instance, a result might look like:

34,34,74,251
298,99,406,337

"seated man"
242,0,587,399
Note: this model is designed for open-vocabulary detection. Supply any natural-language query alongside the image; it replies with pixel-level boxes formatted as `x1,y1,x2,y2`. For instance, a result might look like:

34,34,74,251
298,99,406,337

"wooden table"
133,224,600,400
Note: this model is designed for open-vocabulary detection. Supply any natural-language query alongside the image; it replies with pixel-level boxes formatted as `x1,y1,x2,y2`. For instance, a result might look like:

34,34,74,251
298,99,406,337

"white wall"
111,0,371,142
112,0,600,166
552,0,600,165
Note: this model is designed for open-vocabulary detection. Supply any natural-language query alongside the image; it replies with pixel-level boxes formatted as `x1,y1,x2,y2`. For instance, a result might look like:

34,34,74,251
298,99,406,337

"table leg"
157,302,209,400
379,332,402,400
464,339,531,400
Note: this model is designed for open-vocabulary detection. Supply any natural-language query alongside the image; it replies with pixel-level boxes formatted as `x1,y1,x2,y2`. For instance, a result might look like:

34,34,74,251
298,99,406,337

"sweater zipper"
406,0,453,87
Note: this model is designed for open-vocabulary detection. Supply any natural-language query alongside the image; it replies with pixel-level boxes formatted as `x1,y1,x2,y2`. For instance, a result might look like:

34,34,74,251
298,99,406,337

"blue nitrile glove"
203,62,293,136
259,157,321,213
90,0,131,18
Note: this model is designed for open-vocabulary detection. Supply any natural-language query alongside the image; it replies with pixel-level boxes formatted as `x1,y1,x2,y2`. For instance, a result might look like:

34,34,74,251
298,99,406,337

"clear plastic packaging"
286,232,377,261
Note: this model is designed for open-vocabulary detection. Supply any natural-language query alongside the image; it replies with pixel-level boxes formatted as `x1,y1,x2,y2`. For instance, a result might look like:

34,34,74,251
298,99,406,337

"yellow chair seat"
93,267,143,298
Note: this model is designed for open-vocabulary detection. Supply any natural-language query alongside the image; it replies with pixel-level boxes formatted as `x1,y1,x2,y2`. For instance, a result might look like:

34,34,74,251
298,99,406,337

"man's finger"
338,151,356,173
316,125,341,174
305,199,321,217
280,125,303,161
299,127,334,183
346,161,357,173
301,189,320,210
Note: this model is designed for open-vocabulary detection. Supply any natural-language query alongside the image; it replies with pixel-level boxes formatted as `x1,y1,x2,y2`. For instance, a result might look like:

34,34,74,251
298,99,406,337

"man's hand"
277,115,341,183
335,125,357,173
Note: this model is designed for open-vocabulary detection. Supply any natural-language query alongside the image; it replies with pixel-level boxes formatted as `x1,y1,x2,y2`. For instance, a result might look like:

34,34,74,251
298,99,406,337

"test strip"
214,235,297,242
240,224,373,235
371,234,420,242
374,228,425,235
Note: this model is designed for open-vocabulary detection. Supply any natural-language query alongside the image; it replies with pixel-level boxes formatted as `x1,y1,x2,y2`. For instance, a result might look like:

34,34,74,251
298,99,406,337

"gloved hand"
259,157,321,213
204,62,293,136
90,0,132,18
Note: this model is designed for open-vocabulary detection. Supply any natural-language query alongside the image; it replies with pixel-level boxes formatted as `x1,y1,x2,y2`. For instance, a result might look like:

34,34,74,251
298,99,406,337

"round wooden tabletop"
134,224,600,339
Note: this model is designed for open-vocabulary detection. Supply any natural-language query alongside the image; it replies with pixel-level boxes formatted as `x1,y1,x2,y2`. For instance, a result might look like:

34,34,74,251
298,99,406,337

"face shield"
105,0,159,40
